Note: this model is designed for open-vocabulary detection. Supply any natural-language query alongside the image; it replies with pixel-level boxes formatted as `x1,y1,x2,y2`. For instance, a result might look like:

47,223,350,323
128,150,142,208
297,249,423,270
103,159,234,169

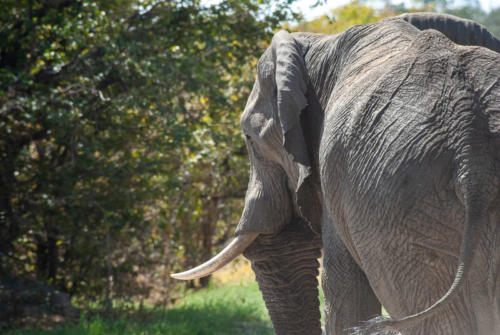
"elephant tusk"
171,233,259,280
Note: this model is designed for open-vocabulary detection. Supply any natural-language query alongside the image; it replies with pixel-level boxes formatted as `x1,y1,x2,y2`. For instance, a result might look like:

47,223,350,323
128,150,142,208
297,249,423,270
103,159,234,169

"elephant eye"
245,133,256,146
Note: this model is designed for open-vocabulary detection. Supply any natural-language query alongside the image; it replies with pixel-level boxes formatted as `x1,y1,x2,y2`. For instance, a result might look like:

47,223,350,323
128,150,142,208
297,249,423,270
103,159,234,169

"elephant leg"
322,221,381,334
243,218,322,335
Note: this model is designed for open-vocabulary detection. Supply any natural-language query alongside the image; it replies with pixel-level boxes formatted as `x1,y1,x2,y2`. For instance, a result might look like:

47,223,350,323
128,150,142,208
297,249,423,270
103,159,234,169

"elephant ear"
272,31,320,233
399,13,500,52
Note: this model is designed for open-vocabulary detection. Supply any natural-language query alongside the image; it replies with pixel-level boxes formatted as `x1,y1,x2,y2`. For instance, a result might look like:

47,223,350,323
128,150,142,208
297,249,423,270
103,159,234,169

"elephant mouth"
170,233,259,280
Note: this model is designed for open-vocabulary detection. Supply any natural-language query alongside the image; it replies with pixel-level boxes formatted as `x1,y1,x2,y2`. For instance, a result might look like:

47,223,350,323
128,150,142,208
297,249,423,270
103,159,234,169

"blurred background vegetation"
1,0,499,332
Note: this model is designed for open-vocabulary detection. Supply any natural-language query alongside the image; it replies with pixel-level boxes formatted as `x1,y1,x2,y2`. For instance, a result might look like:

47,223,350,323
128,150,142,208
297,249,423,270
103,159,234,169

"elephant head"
173,13,500,335
173,30,324,334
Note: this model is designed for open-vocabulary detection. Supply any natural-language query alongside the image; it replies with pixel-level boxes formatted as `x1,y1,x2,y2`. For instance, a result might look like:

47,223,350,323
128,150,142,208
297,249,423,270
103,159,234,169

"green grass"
7,282,273,335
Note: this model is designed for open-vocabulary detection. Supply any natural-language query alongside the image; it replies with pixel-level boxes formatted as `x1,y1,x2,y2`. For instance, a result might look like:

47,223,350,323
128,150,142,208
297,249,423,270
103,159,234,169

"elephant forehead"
241,82,260,131
241,88,280,140
257,47,274,79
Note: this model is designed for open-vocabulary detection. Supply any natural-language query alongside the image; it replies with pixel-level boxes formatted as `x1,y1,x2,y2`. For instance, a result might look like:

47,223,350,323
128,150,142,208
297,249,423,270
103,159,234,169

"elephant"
172,13,500,335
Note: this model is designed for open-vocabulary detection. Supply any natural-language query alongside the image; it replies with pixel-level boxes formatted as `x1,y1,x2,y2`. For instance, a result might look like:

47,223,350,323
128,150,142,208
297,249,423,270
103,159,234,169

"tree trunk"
199,197,219,288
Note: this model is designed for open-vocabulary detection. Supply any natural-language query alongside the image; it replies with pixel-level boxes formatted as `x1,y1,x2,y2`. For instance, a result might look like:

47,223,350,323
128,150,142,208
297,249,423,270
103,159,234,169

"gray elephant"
173,13,500,335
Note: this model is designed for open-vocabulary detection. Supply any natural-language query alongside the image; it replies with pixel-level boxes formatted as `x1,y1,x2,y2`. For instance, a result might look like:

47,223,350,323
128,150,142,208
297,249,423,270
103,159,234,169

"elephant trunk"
243,218,322,335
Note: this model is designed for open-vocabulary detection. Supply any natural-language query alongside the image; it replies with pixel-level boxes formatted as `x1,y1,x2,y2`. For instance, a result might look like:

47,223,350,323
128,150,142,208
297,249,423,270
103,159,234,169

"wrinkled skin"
236,14,500,335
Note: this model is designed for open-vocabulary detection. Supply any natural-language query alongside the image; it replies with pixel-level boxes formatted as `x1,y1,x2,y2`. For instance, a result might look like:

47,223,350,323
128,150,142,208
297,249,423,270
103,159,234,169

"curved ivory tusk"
171,233,259,280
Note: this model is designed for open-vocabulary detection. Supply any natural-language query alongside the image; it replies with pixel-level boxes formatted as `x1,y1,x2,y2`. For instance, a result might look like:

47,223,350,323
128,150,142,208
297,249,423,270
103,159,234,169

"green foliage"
291,0,392,34
0,0,297,301
7,283,273,335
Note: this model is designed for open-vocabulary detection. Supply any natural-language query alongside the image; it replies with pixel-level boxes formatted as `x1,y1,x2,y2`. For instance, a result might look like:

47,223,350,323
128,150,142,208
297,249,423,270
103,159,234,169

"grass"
8,258,273,335
7,282,273,335
8,257,329,335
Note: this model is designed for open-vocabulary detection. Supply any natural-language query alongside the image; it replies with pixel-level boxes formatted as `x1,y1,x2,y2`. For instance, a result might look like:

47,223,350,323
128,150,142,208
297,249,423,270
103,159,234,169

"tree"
0,0,297,301
292,1,380,34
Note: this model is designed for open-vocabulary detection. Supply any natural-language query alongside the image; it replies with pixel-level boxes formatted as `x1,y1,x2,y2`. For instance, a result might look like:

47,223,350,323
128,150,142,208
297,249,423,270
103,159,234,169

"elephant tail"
352,139,498,334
